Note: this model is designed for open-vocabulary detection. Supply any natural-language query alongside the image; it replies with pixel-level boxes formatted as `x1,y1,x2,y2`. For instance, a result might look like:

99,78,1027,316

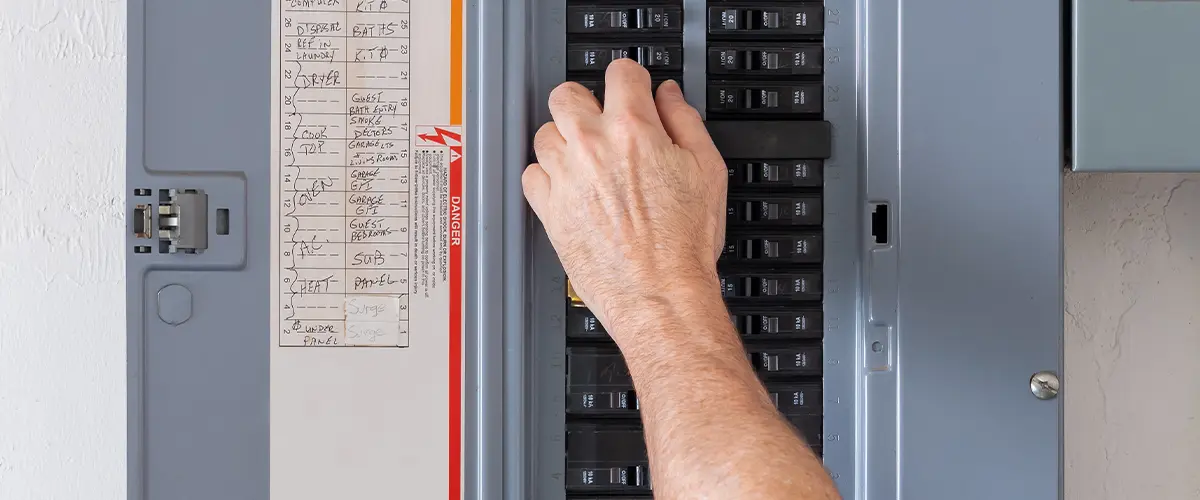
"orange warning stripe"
449,0,464,499
451,0,463,126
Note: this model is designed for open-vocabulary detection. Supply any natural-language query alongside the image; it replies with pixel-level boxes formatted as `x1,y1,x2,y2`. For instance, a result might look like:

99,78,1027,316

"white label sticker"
273,1,439,349
270,0,465,498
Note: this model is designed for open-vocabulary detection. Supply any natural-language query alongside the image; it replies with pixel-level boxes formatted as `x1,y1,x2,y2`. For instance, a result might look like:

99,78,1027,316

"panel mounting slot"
870,203,890,245
215,208,230,235
133,204,153,239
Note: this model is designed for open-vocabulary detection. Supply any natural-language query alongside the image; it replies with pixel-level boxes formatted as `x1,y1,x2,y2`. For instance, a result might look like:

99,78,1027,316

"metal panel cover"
1073,0,1200,171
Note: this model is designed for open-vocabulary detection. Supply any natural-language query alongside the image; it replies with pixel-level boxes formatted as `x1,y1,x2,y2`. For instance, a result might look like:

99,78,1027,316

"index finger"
602,59,664,127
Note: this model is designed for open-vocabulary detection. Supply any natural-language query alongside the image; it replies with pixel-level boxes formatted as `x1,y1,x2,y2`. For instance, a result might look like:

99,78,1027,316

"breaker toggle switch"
633,45,668,67
732,310,821,336
720,50,780,71
607,390,639,410
751,349,820,374
746,89,779,110
723,277,791,297
576,465,648,487
754,314,783,334
731,238,783,259
710,46,824,75
568,44,681,71
578,78,674,102
723,234,821,263
720,273,822,300
753,162,784,182
728,160,822,188
708,5,824,34
738,200,780,222
569,6,681,33
729,199,816,224
727,196,822,226
709,84,822,114
630,7,667,29
571,389,639,412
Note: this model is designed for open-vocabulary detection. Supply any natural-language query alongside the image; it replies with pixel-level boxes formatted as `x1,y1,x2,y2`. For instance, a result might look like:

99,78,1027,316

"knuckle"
702,154,727,174
608,110,652,131
670,104,702,125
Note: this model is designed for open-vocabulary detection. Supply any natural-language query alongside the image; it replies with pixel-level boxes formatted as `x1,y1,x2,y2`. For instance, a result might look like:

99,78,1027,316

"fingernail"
659,79,682,97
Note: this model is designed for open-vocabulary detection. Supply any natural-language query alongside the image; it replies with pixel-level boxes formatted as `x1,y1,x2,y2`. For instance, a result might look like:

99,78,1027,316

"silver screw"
1029,371,1060,400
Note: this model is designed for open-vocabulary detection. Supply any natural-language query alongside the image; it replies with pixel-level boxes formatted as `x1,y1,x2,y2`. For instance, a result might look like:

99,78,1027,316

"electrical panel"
1071,0,1200,172
128,0,1068,499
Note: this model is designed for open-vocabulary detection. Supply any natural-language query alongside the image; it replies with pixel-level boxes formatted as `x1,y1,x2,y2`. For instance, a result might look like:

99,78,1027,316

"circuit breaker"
127,0,1068,499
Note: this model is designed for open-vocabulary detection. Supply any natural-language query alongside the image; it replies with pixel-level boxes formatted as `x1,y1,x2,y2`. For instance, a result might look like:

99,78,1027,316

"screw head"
1030,371,1060,400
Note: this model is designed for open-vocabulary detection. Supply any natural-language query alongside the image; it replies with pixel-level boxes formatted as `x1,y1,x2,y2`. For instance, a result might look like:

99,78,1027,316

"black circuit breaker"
567,3,685,99
563,1,831,496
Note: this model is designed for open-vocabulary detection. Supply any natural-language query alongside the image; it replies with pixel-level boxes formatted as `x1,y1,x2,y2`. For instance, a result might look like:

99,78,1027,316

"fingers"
655,80,723,167
602,59,664,127
533,121,567,176
521,163,552,216
548,82,602,140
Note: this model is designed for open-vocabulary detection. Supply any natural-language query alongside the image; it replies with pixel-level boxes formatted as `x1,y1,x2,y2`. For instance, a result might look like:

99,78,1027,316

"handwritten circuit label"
270,0,464,499
275,0,442,348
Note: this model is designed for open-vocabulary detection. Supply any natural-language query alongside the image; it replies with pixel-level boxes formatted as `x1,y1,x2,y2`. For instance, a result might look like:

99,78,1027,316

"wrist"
601,272,737,351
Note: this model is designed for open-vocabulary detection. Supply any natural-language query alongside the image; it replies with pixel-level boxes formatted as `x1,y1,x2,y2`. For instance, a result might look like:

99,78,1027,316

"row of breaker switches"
567,5,825,35
570,380,822,415
567,307,823,338
704,0,830,478
566,420,822,493
563,3,686,496
569,384,820,415
568,44,823,75
567,349,824,415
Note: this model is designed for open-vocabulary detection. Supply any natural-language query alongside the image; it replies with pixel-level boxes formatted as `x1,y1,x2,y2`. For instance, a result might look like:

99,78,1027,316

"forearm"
610,282,840,500
526,63,839,499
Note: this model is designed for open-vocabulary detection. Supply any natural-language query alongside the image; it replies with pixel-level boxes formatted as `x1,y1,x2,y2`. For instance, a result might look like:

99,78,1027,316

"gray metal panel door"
1073,0,1200,172
127,0,269,498
863,0,1064,498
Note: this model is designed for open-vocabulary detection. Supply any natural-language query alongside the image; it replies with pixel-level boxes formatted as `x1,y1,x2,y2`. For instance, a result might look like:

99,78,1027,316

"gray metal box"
1072,0,1200,172
127,0,1065,498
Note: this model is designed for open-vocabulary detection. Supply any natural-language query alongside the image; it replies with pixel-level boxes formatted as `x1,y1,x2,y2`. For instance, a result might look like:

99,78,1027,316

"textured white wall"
0,1,1197,499
0,1,127,499
1064,173,1200,500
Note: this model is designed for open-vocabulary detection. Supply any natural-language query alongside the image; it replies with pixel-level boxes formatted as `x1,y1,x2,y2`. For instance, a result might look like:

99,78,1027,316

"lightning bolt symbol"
417,127,462,146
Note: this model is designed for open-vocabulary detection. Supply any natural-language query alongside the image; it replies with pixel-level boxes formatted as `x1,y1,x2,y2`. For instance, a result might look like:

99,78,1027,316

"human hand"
522,60,729,339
